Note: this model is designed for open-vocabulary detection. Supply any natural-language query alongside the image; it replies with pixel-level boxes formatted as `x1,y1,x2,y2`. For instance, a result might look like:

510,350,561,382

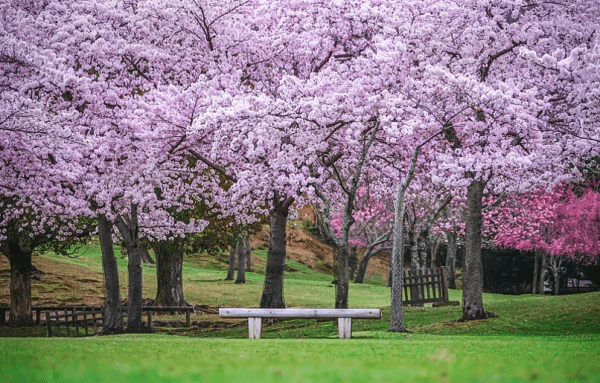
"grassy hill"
1,225,600,382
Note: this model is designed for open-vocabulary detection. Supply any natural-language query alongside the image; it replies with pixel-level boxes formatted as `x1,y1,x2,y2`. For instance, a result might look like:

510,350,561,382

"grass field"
1,242,600,382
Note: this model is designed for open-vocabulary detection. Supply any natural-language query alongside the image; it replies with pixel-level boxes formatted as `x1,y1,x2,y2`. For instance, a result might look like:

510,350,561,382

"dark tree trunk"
430,235,441,270
141,244,155,264
461,180,495,321
114,204,144,333
532,253,539,294
334,245,350,308
245,237,252,272
416,230,429,304
409,231,424,305
354,251,373,284
126,238,143,331
430,241,436,270
445,231,457,289
225,246,236,281
153,241,186,307
260,197,292,308
354,241,391,283
348,247,358,281
235,237,247,284
7,240,33,327
97,214,124,334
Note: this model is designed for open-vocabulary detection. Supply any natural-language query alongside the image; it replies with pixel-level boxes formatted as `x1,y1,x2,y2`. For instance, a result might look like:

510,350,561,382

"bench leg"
248,317,262,339
338,318,352,339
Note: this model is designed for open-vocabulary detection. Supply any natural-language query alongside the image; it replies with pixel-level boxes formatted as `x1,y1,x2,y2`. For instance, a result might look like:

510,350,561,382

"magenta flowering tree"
488,185,600,294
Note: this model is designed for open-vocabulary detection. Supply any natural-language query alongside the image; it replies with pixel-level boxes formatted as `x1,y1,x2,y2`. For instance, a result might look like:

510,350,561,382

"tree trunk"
418,231,428,271
461,180,494,321
334,245,350,308
390,182,408,332
245,237,252,272
97,214,124,335
114,204,144,333
153,241,186,307
539,254,547,294
532,253,539,294
409,232,424,305
7,240,33,327
235,237,247,284
260,198,291,308
141,244,155,264
126,235,143,332
225,246,236,281
552,268,561,296
430,242,436,270
354,251,373,284
445,231,457,289
348,247,358,281
430,234,441,270
417,230,429,304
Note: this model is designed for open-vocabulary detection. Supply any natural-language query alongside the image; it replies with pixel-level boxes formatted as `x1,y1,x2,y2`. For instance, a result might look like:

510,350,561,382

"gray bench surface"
219,308,381,339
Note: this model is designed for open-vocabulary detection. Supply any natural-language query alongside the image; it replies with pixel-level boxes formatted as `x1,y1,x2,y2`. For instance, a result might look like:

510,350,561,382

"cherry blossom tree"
381,0,599,323
328,189,394,284
3,0,598,332
488,185,600,294
1,0,213,331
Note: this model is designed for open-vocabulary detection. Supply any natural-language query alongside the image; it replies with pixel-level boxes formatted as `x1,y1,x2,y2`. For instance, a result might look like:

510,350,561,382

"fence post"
92,307,98,334
55,310,60,336
186,308,191,327
46,310,52,337
73,307,80,336
441,266,449,303
83,309,89,335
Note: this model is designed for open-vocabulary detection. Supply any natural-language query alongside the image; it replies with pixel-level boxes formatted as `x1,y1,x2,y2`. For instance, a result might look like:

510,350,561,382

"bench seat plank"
219,308,381,319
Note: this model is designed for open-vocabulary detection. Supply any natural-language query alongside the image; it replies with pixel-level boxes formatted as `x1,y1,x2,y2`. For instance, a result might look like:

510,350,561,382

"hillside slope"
0,223,391,309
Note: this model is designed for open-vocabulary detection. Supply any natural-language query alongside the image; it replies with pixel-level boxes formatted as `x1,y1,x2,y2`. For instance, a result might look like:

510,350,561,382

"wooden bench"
219,308,381,339
143,306,193,327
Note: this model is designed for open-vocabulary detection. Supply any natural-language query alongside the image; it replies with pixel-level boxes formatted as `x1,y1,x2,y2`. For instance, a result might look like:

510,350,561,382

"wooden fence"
0,305,193,336
48,306,194,337
45,306,102,337
402,267,449,306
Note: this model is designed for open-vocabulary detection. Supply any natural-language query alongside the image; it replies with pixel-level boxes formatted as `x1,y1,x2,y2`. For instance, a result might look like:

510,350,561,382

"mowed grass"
2,334,600,382
1,242,600,382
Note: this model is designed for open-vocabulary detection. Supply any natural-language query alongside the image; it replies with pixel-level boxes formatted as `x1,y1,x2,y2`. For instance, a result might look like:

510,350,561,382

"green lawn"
2,244,600,382
2,334,599,382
